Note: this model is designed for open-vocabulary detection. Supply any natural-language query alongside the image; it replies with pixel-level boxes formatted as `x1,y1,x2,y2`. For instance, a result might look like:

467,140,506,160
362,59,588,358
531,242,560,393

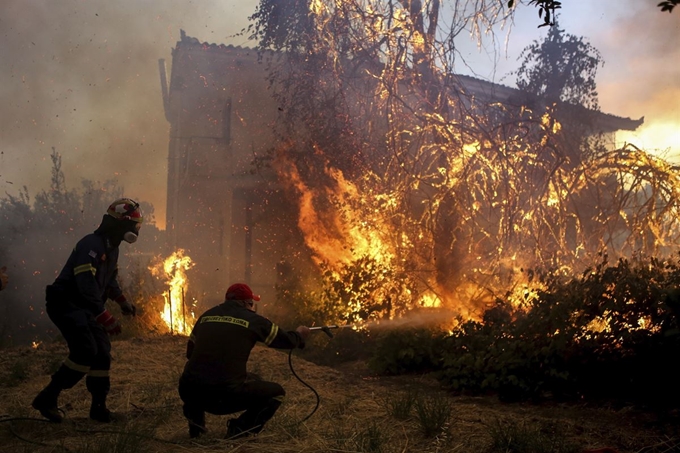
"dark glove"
246,372,263,382
115,295,137,317
96,310,122,335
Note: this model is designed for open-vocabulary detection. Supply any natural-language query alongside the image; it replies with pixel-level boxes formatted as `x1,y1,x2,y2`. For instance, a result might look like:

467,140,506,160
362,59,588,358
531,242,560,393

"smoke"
356,308,463,331
581,1,680,157
470,1,680,159
2,0,675,225
0,0,258,345
1,0,677,344
0,0,257,229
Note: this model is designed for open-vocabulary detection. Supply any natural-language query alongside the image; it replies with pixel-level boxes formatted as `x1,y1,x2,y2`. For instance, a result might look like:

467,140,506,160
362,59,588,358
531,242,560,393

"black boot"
89,403,113,422
183,404,206,438
226,397,281,439
32,385,63,423
189,420,207,439
226,418,251,440
89,393,113,423
87,374,115,423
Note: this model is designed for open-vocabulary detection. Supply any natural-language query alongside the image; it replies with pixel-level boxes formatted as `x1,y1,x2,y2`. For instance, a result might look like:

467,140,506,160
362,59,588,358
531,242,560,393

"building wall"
163,34,285,304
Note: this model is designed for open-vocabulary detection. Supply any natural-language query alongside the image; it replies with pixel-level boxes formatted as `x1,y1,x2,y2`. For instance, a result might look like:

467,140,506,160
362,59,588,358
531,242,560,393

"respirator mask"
123,222,142,244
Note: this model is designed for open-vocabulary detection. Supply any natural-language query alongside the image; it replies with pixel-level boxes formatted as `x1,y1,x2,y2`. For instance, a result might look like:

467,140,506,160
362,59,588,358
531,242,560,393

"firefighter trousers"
46,303,112,403
178,375,285,435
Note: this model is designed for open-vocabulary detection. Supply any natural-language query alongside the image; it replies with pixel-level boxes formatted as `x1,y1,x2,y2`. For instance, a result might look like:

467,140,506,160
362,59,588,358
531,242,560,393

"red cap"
225,283,261,301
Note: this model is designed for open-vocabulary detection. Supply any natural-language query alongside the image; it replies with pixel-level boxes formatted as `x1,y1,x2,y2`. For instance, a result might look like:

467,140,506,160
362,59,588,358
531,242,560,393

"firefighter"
31,198,143,423
178,283,311,439
0,265,7,291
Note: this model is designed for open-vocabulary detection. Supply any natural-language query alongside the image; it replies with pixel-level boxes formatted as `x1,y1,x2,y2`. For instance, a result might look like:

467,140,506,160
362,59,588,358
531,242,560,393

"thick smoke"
0,0,257,228
0,0,256,345
1,1,676,227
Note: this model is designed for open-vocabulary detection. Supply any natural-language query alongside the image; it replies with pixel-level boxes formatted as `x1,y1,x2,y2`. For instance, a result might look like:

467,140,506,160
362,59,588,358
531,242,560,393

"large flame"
276,145,457,325
284,149,395,270
265,0,680,332
151,249,196,335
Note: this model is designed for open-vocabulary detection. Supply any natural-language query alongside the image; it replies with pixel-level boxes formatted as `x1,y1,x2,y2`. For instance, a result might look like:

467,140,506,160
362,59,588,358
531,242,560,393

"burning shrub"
251,0,680,329
435,254,680,408
148,249,197,336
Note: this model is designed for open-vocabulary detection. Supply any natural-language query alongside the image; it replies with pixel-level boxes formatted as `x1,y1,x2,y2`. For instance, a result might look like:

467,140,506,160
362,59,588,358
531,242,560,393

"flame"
151,249,196,335
419,293,442,308
281,147,395,271
259,0,680,339
276,144,480,326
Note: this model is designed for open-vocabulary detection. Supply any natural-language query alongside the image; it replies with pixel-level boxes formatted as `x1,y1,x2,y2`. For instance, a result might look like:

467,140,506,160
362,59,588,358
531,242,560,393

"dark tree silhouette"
508,0,677,28
515,23,602,110
658,0,679,13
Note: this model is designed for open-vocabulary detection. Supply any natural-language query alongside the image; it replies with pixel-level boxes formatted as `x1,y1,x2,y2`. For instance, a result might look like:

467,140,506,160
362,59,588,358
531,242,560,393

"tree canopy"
512,0,678,28
515,23,602,110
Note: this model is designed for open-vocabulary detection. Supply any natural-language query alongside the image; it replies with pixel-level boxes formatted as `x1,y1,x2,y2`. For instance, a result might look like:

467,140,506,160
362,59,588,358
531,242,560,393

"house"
158,31,643,304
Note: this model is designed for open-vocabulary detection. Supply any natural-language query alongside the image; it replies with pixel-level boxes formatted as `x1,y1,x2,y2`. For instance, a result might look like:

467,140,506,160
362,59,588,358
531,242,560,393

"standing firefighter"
32,198,143,423
179,283,311,439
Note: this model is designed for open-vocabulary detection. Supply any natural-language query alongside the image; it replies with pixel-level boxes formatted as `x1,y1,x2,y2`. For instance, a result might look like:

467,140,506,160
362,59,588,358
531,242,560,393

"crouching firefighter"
32,198,143,423
178,283,311,439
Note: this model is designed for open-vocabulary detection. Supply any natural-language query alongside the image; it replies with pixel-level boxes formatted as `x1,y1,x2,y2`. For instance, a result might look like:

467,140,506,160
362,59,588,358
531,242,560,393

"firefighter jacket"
46,232,124,317
182,300,305,387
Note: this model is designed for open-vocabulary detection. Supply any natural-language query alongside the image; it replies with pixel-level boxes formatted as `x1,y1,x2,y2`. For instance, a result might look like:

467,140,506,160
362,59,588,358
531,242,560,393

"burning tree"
248,0,680,325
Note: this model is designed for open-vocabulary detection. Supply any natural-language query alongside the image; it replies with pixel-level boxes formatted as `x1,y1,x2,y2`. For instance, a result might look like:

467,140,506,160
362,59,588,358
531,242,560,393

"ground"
0,334,677,453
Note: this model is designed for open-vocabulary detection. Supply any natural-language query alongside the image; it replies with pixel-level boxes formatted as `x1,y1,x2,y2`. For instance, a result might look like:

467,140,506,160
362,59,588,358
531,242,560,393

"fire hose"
288,325,344,423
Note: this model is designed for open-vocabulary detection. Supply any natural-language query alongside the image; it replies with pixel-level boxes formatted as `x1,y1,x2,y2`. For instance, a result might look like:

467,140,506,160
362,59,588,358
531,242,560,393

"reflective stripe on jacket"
182,300,304,386
46,232,122,316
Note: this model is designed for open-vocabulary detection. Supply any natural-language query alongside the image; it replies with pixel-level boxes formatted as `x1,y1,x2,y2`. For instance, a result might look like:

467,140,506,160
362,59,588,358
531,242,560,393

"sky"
1,0,678,230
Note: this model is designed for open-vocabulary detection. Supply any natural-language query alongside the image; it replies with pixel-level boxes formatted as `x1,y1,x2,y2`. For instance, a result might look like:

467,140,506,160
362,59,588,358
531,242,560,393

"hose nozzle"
308,325,340,338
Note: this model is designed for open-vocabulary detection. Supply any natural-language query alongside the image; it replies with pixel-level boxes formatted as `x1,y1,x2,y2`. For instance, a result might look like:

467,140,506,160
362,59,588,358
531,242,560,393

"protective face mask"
123,223,141,244
123,231,138,243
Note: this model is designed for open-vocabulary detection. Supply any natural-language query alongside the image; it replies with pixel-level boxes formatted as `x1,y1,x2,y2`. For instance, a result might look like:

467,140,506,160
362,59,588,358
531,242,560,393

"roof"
453,74,643,132
173,31,643,133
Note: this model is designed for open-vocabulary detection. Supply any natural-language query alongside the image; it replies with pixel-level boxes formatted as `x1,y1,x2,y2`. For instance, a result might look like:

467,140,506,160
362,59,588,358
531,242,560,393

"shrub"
486,418,581,453
369,326,446,375
414,395,452,438
384,389,418,420
436,255,680,408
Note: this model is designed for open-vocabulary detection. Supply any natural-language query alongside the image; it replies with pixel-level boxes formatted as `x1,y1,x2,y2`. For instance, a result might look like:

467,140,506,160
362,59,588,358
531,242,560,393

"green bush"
369,326,445,375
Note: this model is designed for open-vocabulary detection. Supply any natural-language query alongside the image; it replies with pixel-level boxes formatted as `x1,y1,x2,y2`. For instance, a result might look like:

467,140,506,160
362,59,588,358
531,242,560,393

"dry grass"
0,334,677,453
